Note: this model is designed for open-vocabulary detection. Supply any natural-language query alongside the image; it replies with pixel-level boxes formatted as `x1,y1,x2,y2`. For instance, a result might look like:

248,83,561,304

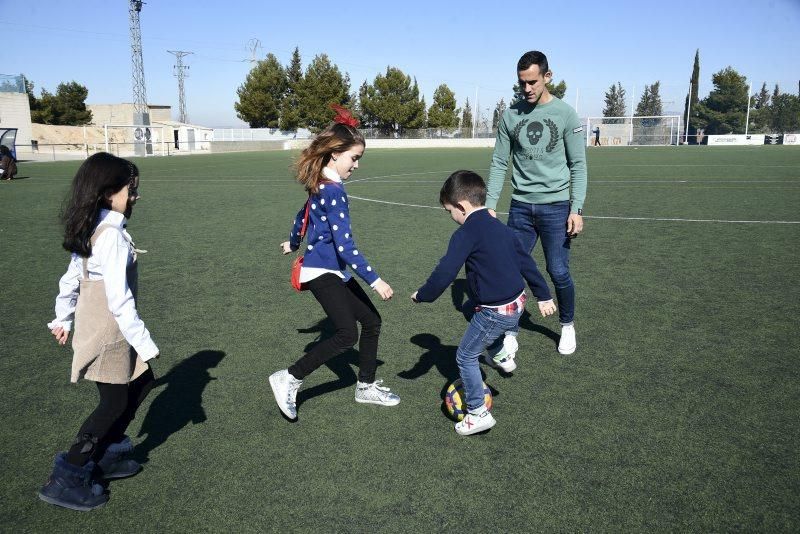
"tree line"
600,49,800,137
235,47,568,135
19,47,797,136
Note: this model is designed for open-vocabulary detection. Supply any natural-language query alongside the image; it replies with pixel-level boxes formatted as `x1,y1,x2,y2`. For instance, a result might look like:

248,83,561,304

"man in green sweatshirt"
486,50,587,355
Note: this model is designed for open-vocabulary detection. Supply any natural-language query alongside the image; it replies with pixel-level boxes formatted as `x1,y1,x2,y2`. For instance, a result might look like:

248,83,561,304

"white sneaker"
455,408,496,436
355,379,400,406
484,334,518,372
558,324,576,355
269,369,302,420
503,334,519,356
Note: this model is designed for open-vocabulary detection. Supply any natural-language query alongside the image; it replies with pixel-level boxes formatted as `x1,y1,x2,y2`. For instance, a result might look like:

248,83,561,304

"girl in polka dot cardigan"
270,106,401,420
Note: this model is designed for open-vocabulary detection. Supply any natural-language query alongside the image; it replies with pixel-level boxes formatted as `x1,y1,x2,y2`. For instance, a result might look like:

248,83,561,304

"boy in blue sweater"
411,170,556,435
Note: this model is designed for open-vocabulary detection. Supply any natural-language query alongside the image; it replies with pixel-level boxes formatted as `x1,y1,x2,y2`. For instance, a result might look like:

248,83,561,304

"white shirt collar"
464,206,488,221
322,166,342,183
98,209,127,228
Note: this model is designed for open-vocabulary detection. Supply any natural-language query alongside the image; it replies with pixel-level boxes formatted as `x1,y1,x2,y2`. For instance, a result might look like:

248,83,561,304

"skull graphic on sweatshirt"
526,121,544,145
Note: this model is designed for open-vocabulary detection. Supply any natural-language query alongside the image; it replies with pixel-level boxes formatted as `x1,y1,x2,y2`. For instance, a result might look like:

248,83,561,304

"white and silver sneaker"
269,369,303,420
355,379,400,406
558,324,576,355
455,407,496,436
484,334,519,372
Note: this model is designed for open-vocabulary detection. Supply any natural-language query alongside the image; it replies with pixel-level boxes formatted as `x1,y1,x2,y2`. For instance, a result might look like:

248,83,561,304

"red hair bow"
330,104,359,128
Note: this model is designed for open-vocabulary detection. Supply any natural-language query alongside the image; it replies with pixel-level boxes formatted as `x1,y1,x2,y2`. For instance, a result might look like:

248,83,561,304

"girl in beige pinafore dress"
39,153,159,512
70,223,149,384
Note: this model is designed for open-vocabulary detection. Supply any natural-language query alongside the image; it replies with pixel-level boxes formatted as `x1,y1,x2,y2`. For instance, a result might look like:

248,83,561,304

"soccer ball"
444,378,492,421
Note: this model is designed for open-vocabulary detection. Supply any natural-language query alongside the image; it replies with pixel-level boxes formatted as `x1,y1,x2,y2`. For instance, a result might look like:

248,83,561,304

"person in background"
0,145,17,180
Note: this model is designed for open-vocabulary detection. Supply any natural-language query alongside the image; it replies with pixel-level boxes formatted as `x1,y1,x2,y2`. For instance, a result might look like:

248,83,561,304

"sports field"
1,146,799,531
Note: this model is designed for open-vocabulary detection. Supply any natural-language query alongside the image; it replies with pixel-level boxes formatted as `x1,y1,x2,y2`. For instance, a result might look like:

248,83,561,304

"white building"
0,74,34,152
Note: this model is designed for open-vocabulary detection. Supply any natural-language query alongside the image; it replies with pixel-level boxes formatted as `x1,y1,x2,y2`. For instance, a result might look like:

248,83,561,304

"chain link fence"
359,127,496,139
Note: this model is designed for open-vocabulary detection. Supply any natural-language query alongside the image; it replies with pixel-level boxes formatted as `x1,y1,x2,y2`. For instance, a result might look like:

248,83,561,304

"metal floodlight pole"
129,0,148,116
473,86,479,138
168,50,193,124
629,85,636,144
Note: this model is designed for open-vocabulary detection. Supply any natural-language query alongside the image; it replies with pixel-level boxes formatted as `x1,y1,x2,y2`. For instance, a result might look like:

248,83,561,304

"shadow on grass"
294,318,385,408
451,278,559,347
133,350,225,464
400,333,501,420
399,333,460,383
450,278,474,322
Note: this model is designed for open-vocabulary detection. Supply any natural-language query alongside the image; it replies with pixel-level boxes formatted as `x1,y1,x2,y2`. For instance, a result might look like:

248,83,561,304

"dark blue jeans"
507,199,575,324
458,307,522,411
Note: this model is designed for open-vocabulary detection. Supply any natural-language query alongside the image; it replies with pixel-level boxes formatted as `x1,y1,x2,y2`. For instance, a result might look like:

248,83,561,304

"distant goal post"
103,124,168,157
585,116,681,146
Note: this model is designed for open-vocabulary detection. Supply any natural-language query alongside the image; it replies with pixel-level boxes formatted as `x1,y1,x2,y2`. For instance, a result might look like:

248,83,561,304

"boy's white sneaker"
503,334,519,356
482,353,516,372
455,408,496,436
355,380,400,406
269,369,302,420
483,334,518,372
558,324,577,355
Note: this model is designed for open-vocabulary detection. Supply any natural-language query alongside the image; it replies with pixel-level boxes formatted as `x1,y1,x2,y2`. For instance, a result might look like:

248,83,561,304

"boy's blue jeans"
457,307,522,411
507,199,574,324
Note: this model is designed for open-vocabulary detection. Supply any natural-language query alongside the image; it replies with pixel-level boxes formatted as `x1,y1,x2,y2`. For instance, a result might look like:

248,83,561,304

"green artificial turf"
0,146,798,531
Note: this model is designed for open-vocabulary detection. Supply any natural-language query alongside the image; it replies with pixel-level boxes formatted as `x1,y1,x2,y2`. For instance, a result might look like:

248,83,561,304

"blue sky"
2,0,799,128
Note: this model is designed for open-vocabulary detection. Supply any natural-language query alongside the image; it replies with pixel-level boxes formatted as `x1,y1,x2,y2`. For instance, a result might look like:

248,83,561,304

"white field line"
591,163,799,168
128,176,799,184
346,179,799,185
31,166,799,185
346,195,800,224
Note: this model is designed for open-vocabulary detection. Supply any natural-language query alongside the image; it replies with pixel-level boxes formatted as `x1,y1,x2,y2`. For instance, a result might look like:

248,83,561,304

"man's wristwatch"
576,208,583,216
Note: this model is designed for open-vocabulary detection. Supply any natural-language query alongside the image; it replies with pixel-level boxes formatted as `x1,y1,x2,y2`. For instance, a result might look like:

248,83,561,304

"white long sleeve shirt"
47,209,159,361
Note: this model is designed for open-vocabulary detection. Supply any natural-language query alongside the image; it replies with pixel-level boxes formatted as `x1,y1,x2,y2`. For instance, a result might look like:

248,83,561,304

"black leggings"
66,367,156,466
289,274,381,383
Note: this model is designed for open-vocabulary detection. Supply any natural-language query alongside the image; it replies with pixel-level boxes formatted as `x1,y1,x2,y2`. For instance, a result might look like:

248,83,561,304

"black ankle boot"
97,436,141,479
38,453,108,511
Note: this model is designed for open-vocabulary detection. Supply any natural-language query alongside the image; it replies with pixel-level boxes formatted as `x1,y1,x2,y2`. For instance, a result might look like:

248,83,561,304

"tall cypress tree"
683,49,700,142
280,47,303,131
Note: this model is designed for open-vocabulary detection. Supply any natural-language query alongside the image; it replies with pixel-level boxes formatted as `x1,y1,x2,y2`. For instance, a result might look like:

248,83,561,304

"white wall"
707,134,766,146
285,138,496,150
784,134,800,145
88,103,172,126
0,92,33,147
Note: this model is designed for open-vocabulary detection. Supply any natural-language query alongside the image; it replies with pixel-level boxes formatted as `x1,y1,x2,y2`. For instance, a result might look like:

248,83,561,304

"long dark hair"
62,152,137,257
